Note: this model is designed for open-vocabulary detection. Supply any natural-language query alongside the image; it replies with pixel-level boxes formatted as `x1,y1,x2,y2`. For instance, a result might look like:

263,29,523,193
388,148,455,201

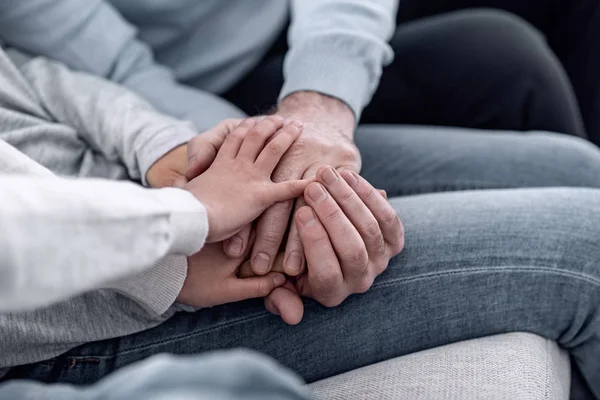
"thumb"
221,272,286,304
268,179,313,204
185,137,217,180
186,119,243,180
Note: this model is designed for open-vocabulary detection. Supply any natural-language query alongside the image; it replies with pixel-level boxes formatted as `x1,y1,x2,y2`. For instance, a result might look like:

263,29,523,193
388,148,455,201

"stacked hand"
146,93,405,319
152,116,312,308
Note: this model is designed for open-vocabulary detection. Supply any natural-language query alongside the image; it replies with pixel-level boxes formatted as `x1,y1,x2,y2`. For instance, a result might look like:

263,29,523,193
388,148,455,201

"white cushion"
309,333,570,400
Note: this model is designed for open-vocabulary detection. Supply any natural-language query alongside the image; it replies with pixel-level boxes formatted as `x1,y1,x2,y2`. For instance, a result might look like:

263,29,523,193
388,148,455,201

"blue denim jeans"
0,351,309,400
5,127,600,398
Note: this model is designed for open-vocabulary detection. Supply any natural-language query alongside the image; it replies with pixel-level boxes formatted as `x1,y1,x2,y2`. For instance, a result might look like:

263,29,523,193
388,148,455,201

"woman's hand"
176,240,286,308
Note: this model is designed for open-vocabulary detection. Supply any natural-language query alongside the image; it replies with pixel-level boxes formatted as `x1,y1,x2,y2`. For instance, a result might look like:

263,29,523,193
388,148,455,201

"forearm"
283,0,398,120
0,175,206,312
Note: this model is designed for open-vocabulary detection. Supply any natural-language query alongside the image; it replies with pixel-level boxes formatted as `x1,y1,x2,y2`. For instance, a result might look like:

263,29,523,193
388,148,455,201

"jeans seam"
391,180,549,196
110,311,273,357
370,265,600,290
69,267,598,361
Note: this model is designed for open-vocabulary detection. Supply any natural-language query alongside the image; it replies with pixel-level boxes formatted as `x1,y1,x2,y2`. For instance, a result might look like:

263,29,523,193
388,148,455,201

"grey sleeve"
282,0,398,120
19,56,198,184
0,0,246,132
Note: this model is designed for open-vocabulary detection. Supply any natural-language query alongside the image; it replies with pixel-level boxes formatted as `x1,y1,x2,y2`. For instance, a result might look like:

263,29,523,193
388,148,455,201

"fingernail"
297,207,315,226
285,251,303,274
226,236,243,257
307,184,326,202
321,167,338,186
341,171,358,187
274,274,286,286
290,120,303,129
253,253,271,275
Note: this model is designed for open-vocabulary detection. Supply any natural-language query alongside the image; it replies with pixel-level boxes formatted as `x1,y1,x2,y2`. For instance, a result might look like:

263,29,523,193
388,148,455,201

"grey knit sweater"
0,48,208,375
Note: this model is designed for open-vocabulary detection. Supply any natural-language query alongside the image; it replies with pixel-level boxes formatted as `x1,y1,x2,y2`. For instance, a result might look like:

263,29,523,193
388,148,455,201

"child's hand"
185,116,310,243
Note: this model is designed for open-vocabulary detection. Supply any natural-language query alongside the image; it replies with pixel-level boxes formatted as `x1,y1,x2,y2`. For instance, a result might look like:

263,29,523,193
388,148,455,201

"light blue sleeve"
282,0,399,120
0,0,246,131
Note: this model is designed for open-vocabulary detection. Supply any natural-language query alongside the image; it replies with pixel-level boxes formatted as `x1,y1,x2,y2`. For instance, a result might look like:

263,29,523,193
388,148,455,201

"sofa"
308,333,571,399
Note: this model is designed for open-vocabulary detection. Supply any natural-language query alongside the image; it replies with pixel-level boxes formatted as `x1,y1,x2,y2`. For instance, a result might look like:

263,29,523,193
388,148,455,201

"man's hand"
241,167,404,325
240,92,362,278
176,240,286,308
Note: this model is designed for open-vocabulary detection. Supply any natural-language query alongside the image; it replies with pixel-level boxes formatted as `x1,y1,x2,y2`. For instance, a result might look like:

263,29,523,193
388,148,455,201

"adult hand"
241,92,361,278
185,117,310,243
241,167,404,325
146,119,244,189
176,238,286,308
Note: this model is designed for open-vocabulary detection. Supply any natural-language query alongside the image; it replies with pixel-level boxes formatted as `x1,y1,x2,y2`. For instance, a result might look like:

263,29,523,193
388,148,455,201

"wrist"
278,92,355,137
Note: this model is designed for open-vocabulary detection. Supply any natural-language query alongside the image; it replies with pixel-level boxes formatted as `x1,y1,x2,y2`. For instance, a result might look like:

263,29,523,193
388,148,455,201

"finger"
379,189,387,199
223,224,253,258
218,119,258,159
238,252,285,278
254,121,303,173
283,166,319,277
295,206,345,307
317,166,386,265
303,181,369,286
264,282,304,325
237,116,285,162
283,217,305,277
251,201,293,275
266,179,312,205
341,171,405,255
186,119,242,179
220,272,286,304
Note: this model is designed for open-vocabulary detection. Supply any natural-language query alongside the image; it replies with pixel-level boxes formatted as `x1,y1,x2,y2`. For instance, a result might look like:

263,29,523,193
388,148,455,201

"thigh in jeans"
357,125,600,196
15,188,600,398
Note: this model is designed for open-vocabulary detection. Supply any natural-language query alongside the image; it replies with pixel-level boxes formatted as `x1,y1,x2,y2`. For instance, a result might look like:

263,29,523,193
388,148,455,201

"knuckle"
258,230,283,248
340,143,360,162
313,269,341,293
354,276,374,294
364,220,382,241
338,188,356,203
392,229,405,255
345,248,368,270
382,211,401,232
247,128,265,141
256,280,272,297
362,185,378,202
322,206,343,224
238,119,256,129
265,141,283,156
374,259,389,275
320,296,344,308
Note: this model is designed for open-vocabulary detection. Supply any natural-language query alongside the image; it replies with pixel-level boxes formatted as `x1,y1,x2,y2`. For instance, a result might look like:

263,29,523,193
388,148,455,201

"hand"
185,116,311,243
176,239,286,308
243,167,404,325
240,92,361,278
146,144,189,188
146,119,244,188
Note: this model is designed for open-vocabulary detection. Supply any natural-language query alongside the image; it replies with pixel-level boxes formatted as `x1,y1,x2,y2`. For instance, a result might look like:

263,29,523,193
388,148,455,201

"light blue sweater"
0,0,398,130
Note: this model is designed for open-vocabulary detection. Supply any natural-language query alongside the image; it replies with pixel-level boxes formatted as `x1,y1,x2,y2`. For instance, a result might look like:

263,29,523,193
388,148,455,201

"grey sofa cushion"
309,333,570,399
